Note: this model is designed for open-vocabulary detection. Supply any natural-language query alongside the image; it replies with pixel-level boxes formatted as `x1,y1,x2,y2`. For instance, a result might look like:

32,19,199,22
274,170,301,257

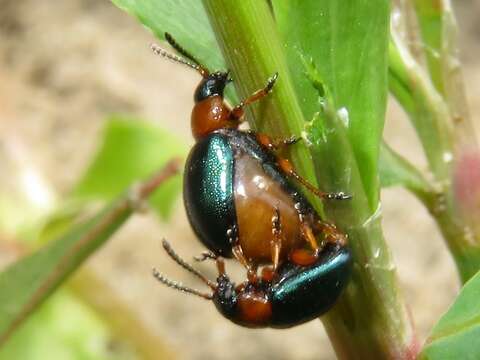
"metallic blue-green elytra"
211,243,352,328
269,244,352,327
183,132,236,256
183,128,317,257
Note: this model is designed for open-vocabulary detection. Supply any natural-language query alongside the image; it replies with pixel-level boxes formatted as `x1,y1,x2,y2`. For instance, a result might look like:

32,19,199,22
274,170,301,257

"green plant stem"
428,201,480,283
200,0,324,213
202,1,417,358
410,0,446,95
389,39,453,182
410,2,480,280
389,26,480,282
310,105,418,360
411,0,476,147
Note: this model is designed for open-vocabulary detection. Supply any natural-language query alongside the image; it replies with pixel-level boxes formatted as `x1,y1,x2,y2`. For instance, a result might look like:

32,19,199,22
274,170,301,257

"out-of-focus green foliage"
0,117,182,353
420,270,480,359
73,117,186,220
0,290,135,360
0,200,132,344
379,143,432,198
111,0,221,70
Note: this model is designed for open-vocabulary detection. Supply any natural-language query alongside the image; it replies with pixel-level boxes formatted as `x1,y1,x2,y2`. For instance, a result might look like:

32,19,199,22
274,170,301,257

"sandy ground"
1,1,479,359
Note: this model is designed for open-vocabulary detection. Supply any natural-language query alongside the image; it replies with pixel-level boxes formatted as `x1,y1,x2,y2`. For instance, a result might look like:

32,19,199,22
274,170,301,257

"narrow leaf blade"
420,270,480,359
0,202,131,343
379,142,432,197
73,117,186,219
0,162,178,344
272,0,390,209
110,0,225,72
0,291,129,360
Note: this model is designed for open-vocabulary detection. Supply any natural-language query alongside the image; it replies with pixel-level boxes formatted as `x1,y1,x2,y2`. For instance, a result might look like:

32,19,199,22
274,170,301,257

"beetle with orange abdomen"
150,33,352,328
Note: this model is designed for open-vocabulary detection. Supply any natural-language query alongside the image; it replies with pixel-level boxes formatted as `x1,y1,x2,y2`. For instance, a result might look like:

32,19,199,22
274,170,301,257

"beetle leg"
227,226,248,268
255,132,301,152
231,244,249,269
313,221,348,247
300,220,320,254
255,132,350,200
297,209,320,253
255,133,350,200
227,226,258,283
288,205,320,266
229,72,278,121
231,244,259,283
194,251,217,262
271,207,283,271
215,256,226,276
215,256,260,286
277,157,351,201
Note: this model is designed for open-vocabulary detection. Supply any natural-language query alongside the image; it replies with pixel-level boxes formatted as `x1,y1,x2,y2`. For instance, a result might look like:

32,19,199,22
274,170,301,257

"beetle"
153,239,351,328
151,33,350,274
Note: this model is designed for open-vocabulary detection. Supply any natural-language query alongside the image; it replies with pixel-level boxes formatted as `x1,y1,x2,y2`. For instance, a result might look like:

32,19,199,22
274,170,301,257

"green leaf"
420,270,480,359
379,142,432,198
0,290,135,360
0,201,131,344
0,162,178,344
411,0,449,95
270,4,415,356
388,39,453,183
202,0,326,214
301,66,415,358
110,0,239,102
73,116,186,219
35,200,86,245
110,0,220,69
272,0,390,210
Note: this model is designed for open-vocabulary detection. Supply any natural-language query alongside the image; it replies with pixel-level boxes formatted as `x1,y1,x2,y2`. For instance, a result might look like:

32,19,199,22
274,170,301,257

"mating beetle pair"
151,33,352,328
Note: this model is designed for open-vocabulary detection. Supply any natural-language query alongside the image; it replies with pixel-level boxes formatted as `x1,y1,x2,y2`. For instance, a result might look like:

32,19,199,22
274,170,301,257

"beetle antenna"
152,268,213,300
164,32,209,77
161,239,217,290
151,43,205,76
150,32,209,77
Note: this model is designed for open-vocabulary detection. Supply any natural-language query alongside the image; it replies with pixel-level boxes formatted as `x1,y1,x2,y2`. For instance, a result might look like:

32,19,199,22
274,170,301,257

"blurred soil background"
0,1,479,359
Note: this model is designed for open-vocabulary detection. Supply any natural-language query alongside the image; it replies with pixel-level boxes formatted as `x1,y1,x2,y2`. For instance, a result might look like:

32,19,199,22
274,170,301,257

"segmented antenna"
161,239,217,290
150,32,209,77
164,33,202,69
152,268,213,300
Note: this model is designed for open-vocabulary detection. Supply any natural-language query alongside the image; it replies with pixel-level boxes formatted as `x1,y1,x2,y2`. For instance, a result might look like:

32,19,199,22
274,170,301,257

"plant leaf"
0,162,178,344
419,270,480,359
299,60,415,359
73,116,186,219
110,0,238,102
110,0,220,69
0,202,130,344
379,142,432,197
410,0,451,95
272,0,390,211
0,290,134,360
